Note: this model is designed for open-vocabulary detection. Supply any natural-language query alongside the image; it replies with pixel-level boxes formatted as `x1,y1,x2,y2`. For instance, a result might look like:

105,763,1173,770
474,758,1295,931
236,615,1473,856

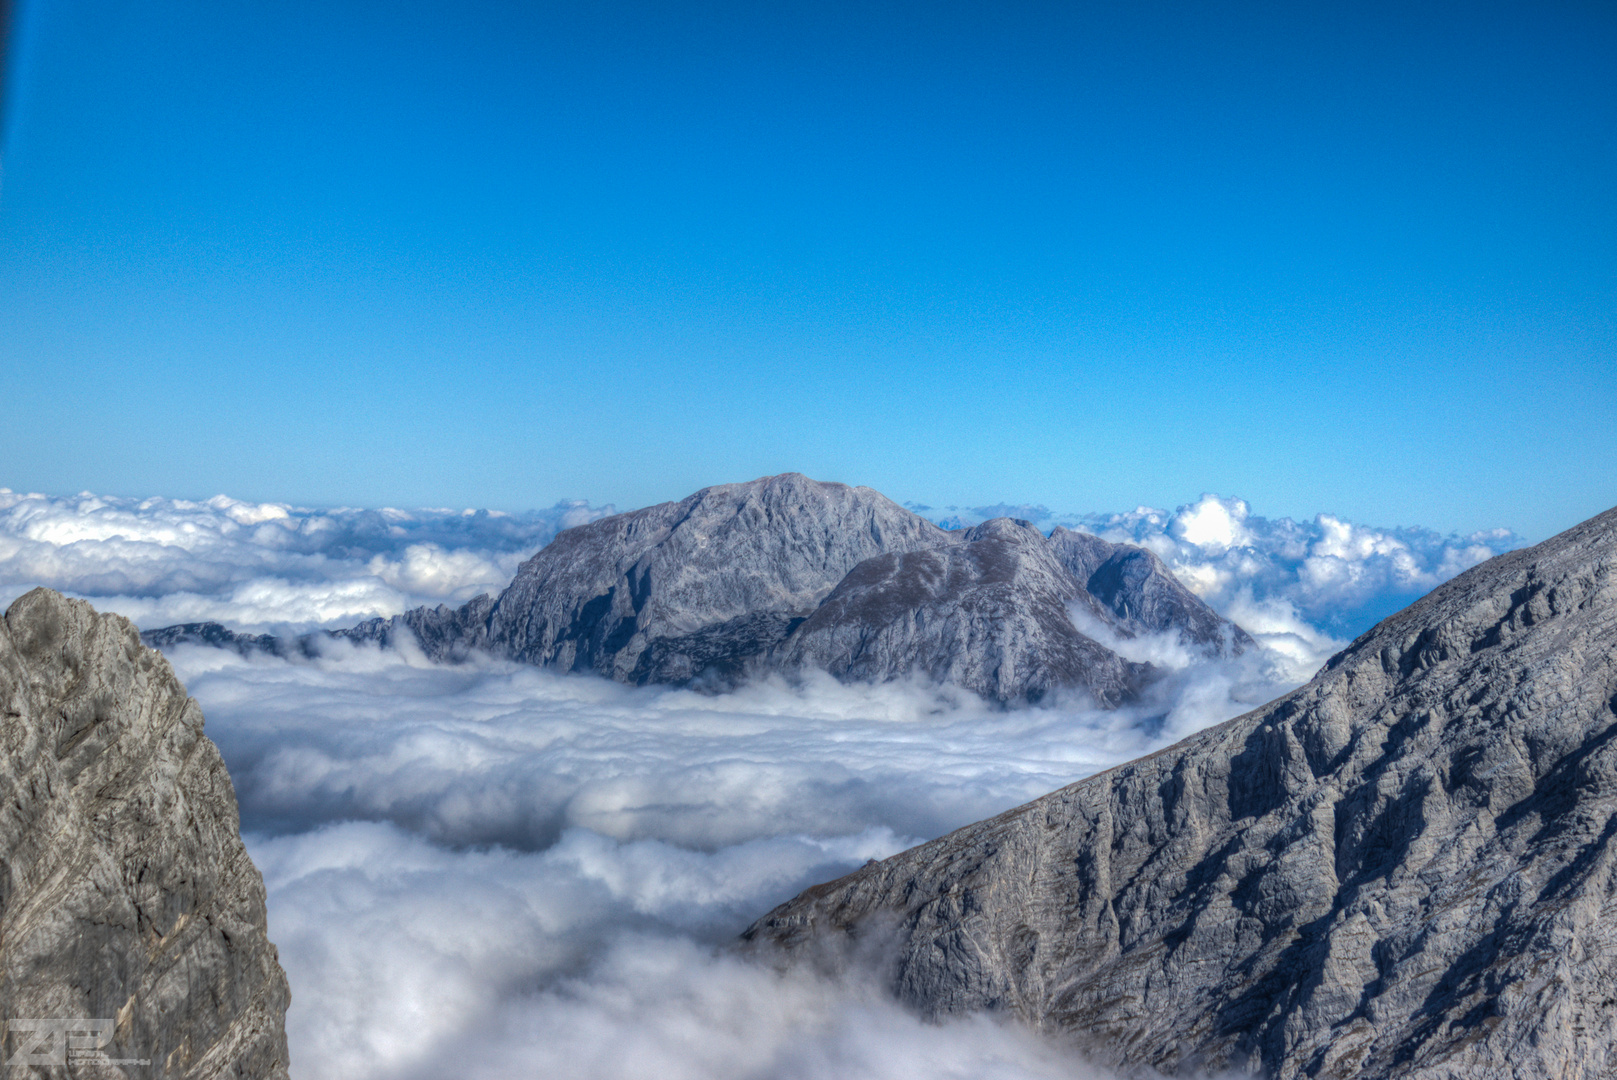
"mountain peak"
148,476,1252,705
1,589,291,1078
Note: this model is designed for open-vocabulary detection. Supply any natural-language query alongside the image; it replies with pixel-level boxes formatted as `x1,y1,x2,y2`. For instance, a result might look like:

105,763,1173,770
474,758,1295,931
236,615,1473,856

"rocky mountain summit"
470,471,954,684
148,474,1247,705
746,504,1617,1077
1,589,291,1079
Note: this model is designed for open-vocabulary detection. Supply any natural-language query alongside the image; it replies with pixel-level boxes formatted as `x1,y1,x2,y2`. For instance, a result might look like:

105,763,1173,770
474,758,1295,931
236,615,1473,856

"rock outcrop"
149,474,1250,705
746,505,1617,1078
141,622,321,661
1,589,290,1079
1048,527,1254,653
776,518,1148,706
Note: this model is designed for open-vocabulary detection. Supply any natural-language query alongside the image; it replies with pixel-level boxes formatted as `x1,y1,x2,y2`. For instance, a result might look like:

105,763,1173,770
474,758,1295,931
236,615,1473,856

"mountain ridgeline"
746,504,1617,1078
146,474,1250,705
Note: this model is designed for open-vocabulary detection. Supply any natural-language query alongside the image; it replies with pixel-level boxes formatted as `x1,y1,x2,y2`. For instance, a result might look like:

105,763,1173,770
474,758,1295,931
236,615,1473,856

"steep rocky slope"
480,472,953,683
1,589,290,1079
747,505,1617,1078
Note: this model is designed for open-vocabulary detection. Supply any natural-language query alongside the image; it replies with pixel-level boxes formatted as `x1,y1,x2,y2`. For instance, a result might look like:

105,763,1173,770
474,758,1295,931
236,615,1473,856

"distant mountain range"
144,473,1250,705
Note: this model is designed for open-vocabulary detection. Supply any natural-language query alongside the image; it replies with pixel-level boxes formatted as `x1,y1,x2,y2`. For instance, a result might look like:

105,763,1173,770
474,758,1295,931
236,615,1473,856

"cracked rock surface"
1,589,291,1080
481,471,953,684
746,505,1617,1078
1048,526,1255,654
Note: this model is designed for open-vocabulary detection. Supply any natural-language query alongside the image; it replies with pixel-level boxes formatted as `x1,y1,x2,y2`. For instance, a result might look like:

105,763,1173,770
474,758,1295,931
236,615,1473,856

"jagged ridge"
745,504,1617,1078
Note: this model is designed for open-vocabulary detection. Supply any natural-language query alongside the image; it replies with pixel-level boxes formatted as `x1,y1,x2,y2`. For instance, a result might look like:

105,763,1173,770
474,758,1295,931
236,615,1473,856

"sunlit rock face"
483,472,955,684
0,589,291,1080
160,474,1250,705
747,505,1617,1079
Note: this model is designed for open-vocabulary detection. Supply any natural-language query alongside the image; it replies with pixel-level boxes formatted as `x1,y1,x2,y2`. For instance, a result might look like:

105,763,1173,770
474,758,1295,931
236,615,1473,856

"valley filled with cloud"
0,487,1524,1079
5,0,1608,1071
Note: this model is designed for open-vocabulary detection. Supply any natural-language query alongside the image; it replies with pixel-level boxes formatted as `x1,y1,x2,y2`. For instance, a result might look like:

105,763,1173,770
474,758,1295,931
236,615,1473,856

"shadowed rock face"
746,505,1617,1079
1,590,291,1080
142,621,322,660
777,519,1148,706
1048,527,1255,653
148,475,1250,704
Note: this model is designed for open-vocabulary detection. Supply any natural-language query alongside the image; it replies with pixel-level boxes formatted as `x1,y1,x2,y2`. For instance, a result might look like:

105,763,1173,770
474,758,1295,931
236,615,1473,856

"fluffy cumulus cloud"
909,495,1523,639
3,485,1526,1078
0,489,611,631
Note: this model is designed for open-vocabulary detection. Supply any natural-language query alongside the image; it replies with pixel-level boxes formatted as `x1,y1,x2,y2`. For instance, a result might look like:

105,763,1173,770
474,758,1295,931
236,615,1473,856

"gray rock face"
141,622,321,660
481,473,953,683
146,475,1251,705
747,505,1617,1078
339,594,496,660
776,518,1148,706
144,599,499,663
2,590,290,1080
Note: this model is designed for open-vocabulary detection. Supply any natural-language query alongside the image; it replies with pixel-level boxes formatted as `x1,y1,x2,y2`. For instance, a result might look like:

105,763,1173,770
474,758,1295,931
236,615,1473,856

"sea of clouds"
182,640,1278,1080
0,486,1521,646
0,486,1526,1078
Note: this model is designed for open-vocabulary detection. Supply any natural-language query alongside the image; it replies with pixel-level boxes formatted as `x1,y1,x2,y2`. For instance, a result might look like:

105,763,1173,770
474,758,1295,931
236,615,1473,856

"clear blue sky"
1,0,1612,538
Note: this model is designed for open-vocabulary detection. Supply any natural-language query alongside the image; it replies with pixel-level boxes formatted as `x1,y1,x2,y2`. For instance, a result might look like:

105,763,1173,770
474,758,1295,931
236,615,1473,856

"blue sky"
1,0,1612,538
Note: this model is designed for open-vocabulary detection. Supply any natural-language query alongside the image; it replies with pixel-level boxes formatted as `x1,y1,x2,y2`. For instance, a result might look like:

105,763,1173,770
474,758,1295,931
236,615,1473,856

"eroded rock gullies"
1,589,291,1080
481,472,955,683
746,505,1617,1078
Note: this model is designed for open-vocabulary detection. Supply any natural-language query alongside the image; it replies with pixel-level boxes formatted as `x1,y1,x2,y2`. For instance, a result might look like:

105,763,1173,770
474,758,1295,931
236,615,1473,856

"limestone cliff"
775,518,1148,706
1,589,290,1080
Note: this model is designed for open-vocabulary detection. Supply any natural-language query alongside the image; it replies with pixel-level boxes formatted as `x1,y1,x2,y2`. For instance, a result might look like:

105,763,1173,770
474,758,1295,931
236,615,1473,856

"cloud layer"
0,489,610,631
2,486,1521,648
168,634,1295,1080
252,821,1110,1080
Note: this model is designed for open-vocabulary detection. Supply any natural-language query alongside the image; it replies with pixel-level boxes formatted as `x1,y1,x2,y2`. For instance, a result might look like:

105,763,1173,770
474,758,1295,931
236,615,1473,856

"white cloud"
4,486,1522,643
254,821,1110,1080
910,494,1523,638
178,643,1263,851
2,484,1527,1078
0,489,612,631
1170,494,1253,551
162,639,1295,1080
